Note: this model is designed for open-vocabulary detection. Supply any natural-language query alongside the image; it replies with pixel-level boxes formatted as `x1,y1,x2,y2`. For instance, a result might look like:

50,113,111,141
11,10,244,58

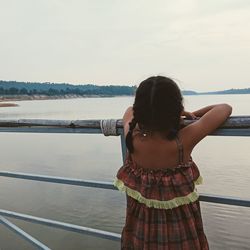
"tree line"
0,80,136,96
1,80,249,96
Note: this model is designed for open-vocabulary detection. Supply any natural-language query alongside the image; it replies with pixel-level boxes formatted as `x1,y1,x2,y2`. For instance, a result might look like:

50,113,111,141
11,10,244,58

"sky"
1,0,250,91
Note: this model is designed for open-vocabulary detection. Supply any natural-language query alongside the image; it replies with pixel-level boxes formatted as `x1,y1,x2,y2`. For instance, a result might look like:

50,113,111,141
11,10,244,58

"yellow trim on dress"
114,177,203,209
194,175,203,185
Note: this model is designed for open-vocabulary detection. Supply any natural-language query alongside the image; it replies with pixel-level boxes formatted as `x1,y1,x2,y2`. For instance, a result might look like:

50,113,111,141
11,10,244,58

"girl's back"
130,127,191,169
115,76,232,250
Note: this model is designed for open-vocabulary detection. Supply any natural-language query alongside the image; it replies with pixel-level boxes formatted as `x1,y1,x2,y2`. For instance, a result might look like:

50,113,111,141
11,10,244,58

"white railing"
0,116,250,249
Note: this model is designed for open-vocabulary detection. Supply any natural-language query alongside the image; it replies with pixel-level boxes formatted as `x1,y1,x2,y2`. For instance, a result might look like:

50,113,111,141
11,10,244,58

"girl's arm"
192,105,219,117
182,105,218,119
183,103,232,148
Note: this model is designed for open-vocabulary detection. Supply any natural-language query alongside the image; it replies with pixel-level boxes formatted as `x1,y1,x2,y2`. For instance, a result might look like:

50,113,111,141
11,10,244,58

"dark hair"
126,76,184,153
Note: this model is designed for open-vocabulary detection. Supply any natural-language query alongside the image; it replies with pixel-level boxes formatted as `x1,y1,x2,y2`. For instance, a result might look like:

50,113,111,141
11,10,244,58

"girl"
114,76,232,249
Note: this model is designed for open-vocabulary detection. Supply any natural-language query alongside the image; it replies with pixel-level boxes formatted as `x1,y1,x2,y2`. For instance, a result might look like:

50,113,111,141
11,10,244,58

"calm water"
0,95,250,250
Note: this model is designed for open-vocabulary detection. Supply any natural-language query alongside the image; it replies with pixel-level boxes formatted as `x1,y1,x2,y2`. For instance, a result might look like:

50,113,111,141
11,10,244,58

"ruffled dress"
114,138,209,250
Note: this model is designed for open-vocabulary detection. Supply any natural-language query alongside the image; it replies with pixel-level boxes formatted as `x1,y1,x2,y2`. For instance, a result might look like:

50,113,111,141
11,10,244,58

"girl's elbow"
227,104,232,115
222,103,232,116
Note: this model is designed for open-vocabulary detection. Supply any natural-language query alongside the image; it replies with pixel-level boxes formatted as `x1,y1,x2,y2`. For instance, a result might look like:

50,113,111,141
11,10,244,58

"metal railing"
0,116,250,249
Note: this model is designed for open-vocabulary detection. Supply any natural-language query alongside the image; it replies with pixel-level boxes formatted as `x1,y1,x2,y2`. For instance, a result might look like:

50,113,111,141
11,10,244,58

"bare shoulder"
122,106,134,136
123,106,133,124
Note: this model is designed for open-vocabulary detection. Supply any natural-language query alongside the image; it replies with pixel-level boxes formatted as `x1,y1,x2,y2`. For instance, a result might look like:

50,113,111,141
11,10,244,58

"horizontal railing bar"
0,128,249,137
0,116,249,129
210,128,250,136
0,117,249,136
0,127,124,135
0,127,249,136
0,119,114,128
1,171,250,207
0,216,51,250
0,171,116,190
0,119,123,130
0,127,250,136
199,194,250,207
0,127,103,134
0,210,121,242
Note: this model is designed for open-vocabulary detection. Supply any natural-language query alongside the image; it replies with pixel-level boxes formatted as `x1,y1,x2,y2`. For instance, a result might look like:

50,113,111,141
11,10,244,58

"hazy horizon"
1,78,250,94
1,1,250,92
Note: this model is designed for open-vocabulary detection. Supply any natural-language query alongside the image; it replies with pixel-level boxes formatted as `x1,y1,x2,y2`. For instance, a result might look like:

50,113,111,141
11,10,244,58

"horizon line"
0,79,250,94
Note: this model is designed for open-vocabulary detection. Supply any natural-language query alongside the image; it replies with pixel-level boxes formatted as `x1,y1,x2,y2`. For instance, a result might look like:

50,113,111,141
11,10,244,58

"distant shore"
0,95,83,107
0,94,82,102
0,94,129,107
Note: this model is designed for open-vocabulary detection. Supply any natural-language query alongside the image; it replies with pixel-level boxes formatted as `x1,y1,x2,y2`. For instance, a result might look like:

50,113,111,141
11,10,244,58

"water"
0,95,249,249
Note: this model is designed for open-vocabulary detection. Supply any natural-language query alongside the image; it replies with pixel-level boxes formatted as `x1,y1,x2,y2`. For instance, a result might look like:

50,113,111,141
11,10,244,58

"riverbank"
0,103,18,107
0,94,129,103
0,94,130,107
0,95,83,107
0,94,85,102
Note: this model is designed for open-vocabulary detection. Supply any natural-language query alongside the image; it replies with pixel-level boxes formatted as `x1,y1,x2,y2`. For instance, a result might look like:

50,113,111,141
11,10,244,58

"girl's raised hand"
181,111,197,120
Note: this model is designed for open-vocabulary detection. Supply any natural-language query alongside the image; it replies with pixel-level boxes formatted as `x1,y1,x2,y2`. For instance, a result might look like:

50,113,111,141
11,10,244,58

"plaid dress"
114,140,209,250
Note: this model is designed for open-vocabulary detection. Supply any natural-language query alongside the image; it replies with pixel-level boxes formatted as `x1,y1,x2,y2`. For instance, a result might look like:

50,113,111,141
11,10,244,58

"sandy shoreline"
0,94,126,101
0,94,130,107
0,103,18,107
0,94,85,102
0,95,82,107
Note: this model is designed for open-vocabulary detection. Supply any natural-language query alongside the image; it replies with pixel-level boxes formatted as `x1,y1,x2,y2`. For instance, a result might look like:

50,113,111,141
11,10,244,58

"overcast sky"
1,0,250,91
